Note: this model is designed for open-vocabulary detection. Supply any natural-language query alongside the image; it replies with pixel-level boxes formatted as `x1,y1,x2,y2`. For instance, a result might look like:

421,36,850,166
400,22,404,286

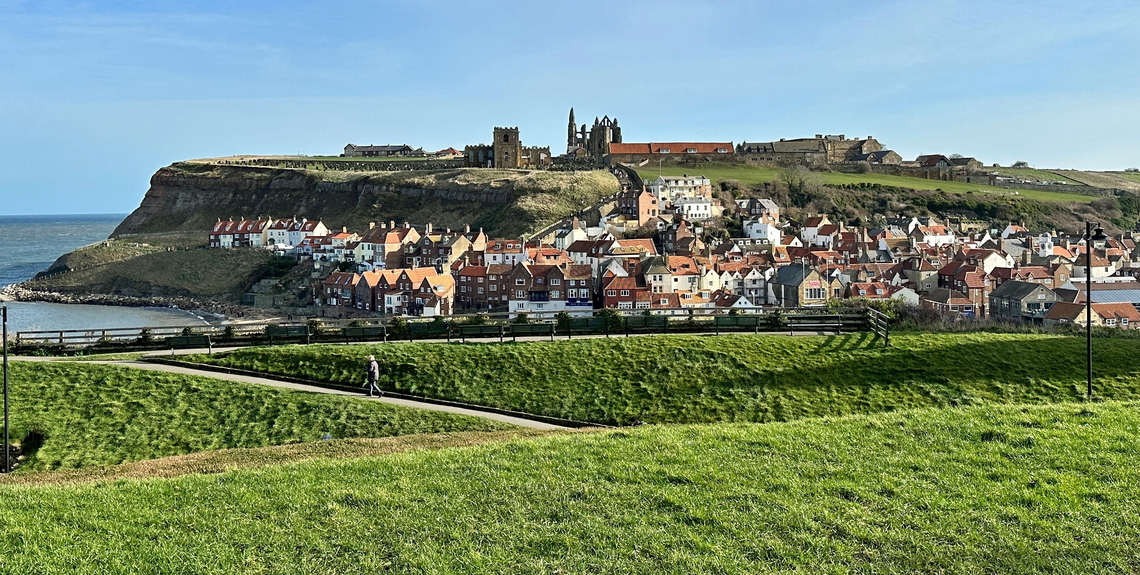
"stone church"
464,127,551,169
566,108,622,161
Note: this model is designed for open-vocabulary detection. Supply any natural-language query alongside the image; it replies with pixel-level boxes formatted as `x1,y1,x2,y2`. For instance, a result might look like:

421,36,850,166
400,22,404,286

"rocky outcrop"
2,284,239,316
113,163,620,237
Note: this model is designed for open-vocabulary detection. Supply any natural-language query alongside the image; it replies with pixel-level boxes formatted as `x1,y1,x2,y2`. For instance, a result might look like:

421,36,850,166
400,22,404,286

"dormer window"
659,148,671,154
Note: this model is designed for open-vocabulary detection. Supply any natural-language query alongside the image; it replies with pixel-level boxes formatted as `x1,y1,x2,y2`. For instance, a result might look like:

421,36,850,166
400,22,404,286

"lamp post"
1084,222,1108,400
3,305,8,473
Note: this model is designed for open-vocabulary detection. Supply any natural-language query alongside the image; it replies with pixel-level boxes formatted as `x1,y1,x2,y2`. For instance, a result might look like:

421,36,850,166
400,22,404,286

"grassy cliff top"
1,401,1138,572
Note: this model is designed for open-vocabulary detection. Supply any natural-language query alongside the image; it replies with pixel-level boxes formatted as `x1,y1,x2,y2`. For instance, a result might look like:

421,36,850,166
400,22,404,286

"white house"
646,174,712,205
743,216,782,244
675,197,713,221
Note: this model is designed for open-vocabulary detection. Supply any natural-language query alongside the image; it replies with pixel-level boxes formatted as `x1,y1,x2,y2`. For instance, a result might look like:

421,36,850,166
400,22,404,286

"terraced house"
507,262,595,314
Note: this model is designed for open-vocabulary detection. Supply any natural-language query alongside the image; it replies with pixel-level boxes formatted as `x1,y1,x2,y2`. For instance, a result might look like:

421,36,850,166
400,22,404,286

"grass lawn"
4,362,511,471
1,402,1138,572
184,332,1140,426
636,164,1097,203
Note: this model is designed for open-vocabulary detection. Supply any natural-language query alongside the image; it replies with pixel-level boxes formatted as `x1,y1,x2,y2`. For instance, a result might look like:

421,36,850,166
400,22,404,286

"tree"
1012,161,1029,168
779,166,823,197
949,153,964,159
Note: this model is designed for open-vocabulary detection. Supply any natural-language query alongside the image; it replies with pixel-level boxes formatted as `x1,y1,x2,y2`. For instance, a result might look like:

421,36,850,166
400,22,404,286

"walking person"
364,355,383,397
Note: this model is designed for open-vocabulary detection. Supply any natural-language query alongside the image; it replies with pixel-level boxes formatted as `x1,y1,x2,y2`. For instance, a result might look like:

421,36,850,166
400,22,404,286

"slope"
0,402,1137,573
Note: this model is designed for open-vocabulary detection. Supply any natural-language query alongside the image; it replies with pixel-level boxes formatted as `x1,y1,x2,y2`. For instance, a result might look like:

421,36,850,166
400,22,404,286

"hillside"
185,332,1140,425
3,361,510,471
113,161,621,238
2,402,1138,572
22,243,279,300
636,163,1139,233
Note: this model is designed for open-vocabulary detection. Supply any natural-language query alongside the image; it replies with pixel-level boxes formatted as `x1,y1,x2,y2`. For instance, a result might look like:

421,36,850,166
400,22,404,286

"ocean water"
0,214,213,333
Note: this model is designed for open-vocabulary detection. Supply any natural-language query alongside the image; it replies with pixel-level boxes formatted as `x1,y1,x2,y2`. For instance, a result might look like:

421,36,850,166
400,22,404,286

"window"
606,290,617,296
551,278,561,285
1107,319,1117,326
716,148,728,153
659,148,670,154
535,278,544,285
620,289,630,296
552,290,561,298
515,290,524,298
1123,318,1130,326
516,278,526,285
1037,293,1045,300
685,148,697,153
660,298,669,305
476,287,484,295
806,288,825,300
490,284,497,291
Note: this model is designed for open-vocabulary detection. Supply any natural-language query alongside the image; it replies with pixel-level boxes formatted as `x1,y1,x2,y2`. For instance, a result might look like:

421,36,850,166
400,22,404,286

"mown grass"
186,332,1140,426
636,164,1097,202
4,362,511,471
1,402,1139,572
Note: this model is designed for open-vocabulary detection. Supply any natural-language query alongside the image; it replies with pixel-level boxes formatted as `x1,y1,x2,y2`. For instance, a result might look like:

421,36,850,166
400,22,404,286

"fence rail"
14,307,890,349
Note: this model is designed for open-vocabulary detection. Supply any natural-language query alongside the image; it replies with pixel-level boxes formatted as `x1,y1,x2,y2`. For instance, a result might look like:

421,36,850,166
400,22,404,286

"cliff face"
113,162,620,237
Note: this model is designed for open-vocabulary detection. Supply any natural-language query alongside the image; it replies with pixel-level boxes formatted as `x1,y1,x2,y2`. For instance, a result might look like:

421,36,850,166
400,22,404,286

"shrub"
555,311,572,331
307,319,325,336
220,325,236,341
136,328,152,344
595,308,624,331
181,327,194,336
463,314,489,326
388,317,408,336
512,313,530,325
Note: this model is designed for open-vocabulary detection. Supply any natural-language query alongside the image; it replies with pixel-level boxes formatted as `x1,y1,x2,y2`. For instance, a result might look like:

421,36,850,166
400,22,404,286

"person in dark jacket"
365,355,383,397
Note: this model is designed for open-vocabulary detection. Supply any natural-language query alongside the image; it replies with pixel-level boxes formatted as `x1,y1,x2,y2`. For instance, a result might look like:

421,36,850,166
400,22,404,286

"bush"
463,314,489,326
307,319,325,336
136,328,152,344
221,325,236,341
594,308,624,331
512,313,530,325
555,311,572,331
766,310,786,330
388,317,408,336
181,327,194,336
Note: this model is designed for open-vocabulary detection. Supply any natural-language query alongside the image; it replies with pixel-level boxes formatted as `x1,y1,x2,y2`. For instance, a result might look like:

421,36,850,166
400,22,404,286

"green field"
1118,171,1140,184
4,362,510,471
989,166,1075,184
185,332,1140,426
636,164,1097,203
2,402,1139,572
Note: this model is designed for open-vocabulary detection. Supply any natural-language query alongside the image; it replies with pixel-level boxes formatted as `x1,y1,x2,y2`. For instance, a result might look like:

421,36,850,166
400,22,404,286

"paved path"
12,356,565,430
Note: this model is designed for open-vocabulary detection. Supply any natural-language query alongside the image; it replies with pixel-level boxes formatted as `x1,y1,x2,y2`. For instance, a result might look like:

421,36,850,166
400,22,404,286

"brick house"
602,275,648,309
507,263,595,314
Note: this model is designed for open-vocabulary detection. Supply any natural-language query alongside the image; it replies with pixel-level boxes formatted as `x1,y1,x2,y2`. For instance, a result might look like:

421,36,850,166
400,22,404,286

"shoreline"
0,284,286,323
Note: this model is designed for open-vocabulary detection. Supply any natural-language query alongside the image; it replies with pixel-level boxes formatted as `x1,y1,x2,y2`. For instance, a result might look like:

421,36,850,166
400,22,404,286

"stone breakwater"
1,284,238,316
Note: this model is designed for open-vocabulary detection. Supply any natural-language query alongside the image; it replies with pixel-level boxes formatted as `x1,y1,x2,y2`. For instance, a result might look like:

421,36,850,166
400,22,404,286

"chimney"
464,224,470,234
446,228,451,234
403,221,409,228
426,222,433,234
390,220,396,229
369,222,375,230
342,226,347,234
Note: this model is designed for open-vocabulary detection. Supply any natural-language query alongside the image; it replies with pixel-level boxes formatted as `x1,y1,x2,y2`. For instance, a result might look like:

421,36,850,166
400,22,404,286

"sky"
1,0,1138,215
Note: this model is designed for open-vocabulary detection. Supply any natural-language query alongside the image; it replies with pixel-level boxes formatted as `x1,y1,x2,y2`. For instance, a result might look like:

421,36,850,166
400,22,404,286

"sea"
0,214,214,334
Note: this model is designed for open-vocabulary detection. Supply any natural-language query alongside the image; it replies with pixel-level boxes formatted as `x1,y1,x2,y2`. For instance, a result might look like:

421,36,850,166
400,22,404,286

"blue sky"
1,0,1138,215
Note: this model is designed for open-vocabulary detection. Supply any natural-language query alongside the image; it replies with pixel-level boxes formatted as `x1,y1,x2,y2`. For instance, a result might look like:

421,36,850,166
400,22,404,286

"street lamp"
1084,222,1109,400
2,305,8,473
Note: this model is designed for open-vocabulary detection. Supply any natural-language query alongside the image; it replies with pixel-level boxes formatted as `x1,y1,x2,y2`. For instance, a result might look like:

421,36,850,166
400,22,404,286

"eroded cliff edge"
113,161,621,237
